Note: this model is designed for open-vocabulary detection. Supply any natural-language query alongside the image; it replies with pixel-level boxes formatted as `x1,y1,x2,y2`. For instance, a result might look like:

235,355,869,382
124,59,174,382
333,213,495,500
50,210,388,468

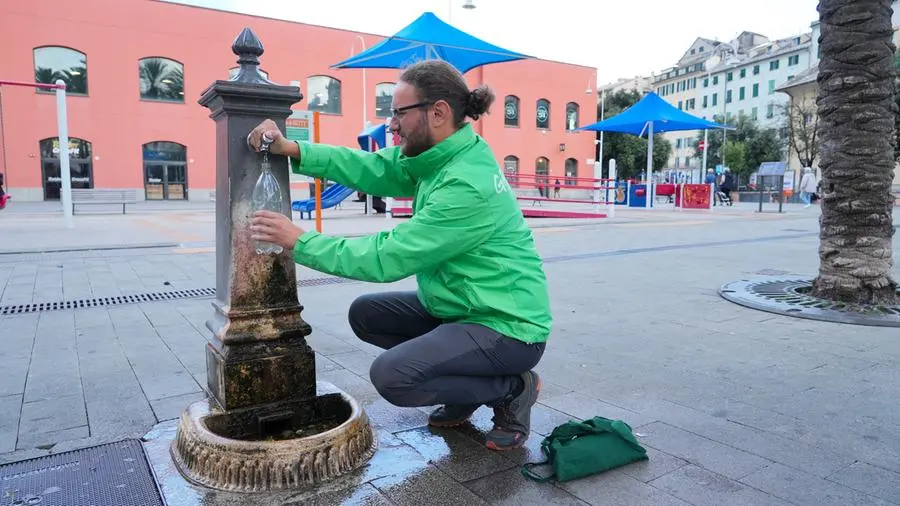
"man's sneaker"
485,371,541,451
428,404,480,427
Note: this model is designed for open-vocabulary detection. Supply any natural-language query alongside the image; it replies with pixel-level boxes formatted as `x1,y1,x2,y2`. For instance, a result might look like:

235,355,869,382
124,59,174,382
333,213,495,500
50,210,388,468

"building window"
503,155,519,187
39,137,93,200
768,80,776,95
536,99,550,129
34,46,88,95
712,93,718,106
229,67,269,80
678,100,683,110
564,158,578,185
788,55,800,66
769,60,780,71
727,72,733,82
703,78,709,88
753,65,760,75
503,95,520,127
751,107,758,120
139,57,184,102
740,68,746,79
565,102,579,130
767,104,775,118
713,75,719,85
703,95,708,108
726,90,732,103
307,75,342,114
739,87,745,100
752,83,759,97
375,82,395,118
143,142,188,200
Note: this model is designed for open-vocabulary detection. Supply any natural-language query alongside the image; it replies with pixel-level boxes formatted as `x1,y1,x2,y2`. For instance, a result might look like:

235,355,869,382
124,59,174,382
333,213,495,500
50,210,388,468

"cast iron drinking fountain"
170,27,376,492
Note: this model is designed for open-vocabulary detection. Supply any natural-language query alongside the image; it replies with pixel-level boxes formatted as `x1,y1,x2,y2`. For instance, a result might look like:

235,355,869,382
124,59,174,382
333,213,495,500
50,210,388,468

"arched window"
503,155,519,187
504,95,520,127
229,67,269,80
536,99,550,129
142,141,188,200
565,158,578,185
34,46,88,95
38,137,93,200
375,82,396,118
139,57,184,102
307,75,342,114
535,156,550,196
566,102,580,130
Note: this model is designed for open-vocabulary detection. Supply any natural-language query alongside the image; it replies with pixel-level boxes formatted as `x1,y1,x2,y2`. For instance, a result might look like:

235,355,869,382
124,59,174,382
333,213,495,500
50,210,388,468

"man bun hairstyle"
399,60,496,127
465,85,495,121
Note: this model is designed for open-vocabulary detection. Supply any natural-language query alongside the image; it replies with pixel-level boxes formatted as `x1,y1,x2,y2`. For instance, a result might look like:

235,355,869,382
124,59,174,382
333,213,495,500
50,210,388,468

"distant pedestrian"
799,167,818,208
553,179,561,198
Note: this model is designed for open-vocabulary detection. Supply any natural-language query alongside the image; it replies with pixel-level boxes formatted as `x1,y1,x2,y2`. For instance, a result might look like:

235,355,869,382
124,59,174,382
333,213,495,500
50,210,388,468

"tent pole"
701,129,708,181
645,121,653,209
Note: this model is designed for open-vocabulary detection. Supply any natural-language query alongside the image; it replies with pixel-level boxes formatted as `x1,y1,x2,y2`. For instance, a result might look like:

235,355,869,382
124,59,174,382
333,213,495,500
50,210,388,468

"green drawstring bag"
521,416,649,483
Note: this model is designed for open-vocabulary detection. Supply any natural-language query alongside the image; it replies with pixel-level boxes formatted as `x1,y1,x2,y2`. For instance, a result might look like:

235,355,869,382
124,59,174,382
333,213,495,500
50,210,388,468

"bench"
71,188,139,214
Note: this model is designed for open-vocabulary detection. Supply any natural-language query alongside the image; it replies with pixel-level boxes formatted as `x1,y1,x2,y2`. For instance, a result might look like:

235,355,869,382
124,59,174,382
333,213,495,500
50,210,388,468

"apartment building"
598,75,652,96
651,31,812,171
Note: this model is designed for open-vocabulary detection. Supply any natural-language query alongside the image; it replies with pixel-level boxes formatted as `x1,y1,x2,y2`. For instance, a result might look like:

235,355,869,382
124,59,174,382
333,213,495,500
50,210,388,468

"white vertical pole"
598,90,605,167
592,161,602,212
385,197,393,219
55,80,73,229
607,159,616,218
701,129,709,175
645,121,654,209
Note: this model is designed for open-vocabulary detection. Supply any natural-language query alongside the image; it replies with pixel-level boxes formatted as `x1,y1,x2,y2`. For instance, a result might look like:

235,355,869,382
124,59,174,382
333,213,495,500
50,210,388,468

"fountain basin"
171,381,376,492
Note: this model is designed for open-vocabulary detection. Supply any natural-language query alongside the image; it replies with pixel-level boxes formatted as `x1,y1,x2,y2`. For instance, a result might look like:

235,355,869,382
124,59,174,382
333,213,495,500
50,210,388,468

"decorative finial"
230,27,269,84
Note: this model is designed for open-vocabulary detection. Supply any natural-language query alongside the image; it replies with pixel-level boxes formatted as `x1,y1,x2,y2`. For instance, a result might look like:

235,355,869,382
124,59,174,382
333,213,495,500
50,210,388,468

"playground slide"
291,183,356,219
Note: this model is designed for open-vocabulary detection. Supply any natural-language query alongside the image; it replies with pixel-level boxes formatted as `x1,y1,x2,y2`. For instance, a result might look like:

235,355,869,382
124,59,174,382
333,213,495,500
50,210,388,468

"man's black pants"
349,291,545,408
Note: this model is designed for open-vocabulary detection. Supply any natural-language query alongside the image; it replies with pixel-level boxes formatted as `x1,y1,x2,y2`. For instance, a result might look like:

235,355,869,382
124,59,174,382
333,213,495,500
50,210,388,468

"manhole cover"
0,439,163,506
719,277,900,327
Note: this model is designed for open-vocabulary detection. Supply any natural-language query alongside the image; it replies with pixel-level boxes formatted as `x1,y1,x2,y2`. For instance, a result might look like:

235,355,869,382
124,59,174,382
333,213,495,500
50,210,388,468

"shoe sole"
427,418,471,428
485,372,542,451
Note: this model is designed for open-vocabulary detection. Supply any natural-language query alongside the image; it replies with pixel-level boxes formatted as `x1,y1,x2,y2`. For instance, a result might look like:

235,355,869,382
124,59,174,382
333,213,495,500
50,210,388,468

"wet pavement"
1,204,899,505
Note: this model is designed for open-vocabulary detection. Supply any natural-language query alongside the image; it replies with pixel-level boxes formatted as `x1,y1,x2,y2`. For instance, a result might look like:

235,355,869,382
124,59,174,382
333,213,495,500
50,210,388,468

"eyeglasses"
390,101,434,119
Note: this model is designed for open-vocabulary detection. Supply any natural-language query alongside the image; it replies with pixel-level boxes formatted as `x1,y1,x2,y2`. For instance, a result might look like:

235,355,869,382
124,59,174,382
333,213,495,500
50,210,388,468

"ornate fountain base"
171,381,376,492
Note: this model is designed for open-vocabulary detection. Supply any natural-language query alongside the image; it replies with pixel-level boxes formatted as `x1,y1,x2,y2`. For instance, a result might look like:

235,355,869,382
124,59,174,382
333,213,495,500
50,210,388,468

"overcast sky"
165,0,820,84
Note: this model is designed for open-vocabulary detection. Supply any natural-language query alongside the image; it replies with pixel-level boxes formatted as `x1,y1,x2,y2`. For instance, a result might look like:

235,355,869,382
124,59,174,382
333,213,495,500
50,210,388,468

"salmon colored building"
0,0,597,202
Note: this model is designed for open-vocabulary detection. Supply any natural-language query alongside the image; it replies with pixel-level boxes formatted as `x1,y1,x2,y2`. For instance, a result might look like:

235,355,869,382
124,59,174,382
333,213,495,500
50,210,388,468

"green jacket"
289,124,551,344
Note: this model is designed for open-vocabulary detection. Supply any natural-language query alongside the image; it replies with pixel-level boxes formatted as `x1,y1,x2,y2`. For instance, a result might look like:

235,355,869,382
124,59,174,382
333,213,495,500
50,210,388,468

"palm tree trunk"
812,0,898,305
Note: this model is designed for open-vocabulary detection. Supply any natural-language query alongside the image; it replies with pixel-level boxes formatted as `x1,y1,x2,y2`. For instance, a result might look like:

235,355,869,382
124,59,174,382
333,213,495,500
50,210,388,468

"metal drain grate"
0,439,163,506
298,276,357,287
720,276,900,327
0,288,217,316
0,277,359,315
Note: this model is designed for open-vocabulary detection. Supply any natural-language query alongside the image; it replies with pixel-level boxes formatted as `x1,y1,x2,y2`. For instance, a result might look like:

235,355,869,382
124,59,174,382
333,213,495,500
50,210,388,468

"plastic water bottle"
251,148,284,255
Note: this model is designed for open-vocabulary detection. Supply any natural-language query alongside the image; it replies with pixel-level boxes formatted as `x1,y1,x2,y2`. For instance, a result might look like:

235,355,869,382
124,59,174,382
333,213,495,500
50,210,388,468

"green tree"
812,0,897,304
596,90,672,179
694,114,784,176
722,141,748,174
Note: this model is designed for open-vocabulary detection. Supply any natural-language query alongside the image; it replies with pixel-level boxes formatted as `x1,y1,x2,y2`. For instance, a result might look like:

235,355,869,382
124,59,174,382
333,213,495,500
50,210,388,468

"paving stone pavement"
0,205,898,505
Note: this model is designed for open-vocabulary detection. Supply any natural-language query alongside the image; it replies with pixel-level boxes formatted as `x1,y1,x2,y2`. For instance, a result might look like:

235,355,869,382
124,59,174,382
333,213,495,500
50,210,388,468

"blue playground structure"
291,121,391,219
291,183,356,219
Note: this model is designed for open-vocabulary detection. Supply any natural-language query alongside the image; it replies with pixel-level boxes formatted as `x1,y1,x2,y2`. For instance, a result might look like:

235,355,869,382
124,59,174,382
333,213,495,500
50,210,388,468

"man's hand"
250,210,306,251
247,119,297,157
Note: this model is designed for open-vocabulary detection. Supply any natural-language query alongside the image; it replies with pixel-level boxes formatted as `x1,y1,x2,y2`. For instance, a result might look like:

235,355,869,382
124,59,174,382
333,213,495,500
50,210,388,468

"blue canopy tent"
331,12,532,73
577,92,731,208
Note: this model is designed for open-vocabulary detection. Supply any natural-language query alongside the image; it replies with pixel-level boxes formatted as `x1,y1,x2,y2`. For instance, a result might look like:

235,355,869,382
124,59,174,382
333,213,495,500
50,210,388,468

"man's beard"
399,115,436,157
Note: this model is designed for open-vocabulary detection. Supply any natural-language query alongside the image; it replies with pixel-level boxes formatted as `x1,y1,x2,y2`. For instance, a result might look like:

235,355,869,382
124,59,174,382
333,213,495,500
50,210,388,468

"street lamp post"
447,0,476,22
